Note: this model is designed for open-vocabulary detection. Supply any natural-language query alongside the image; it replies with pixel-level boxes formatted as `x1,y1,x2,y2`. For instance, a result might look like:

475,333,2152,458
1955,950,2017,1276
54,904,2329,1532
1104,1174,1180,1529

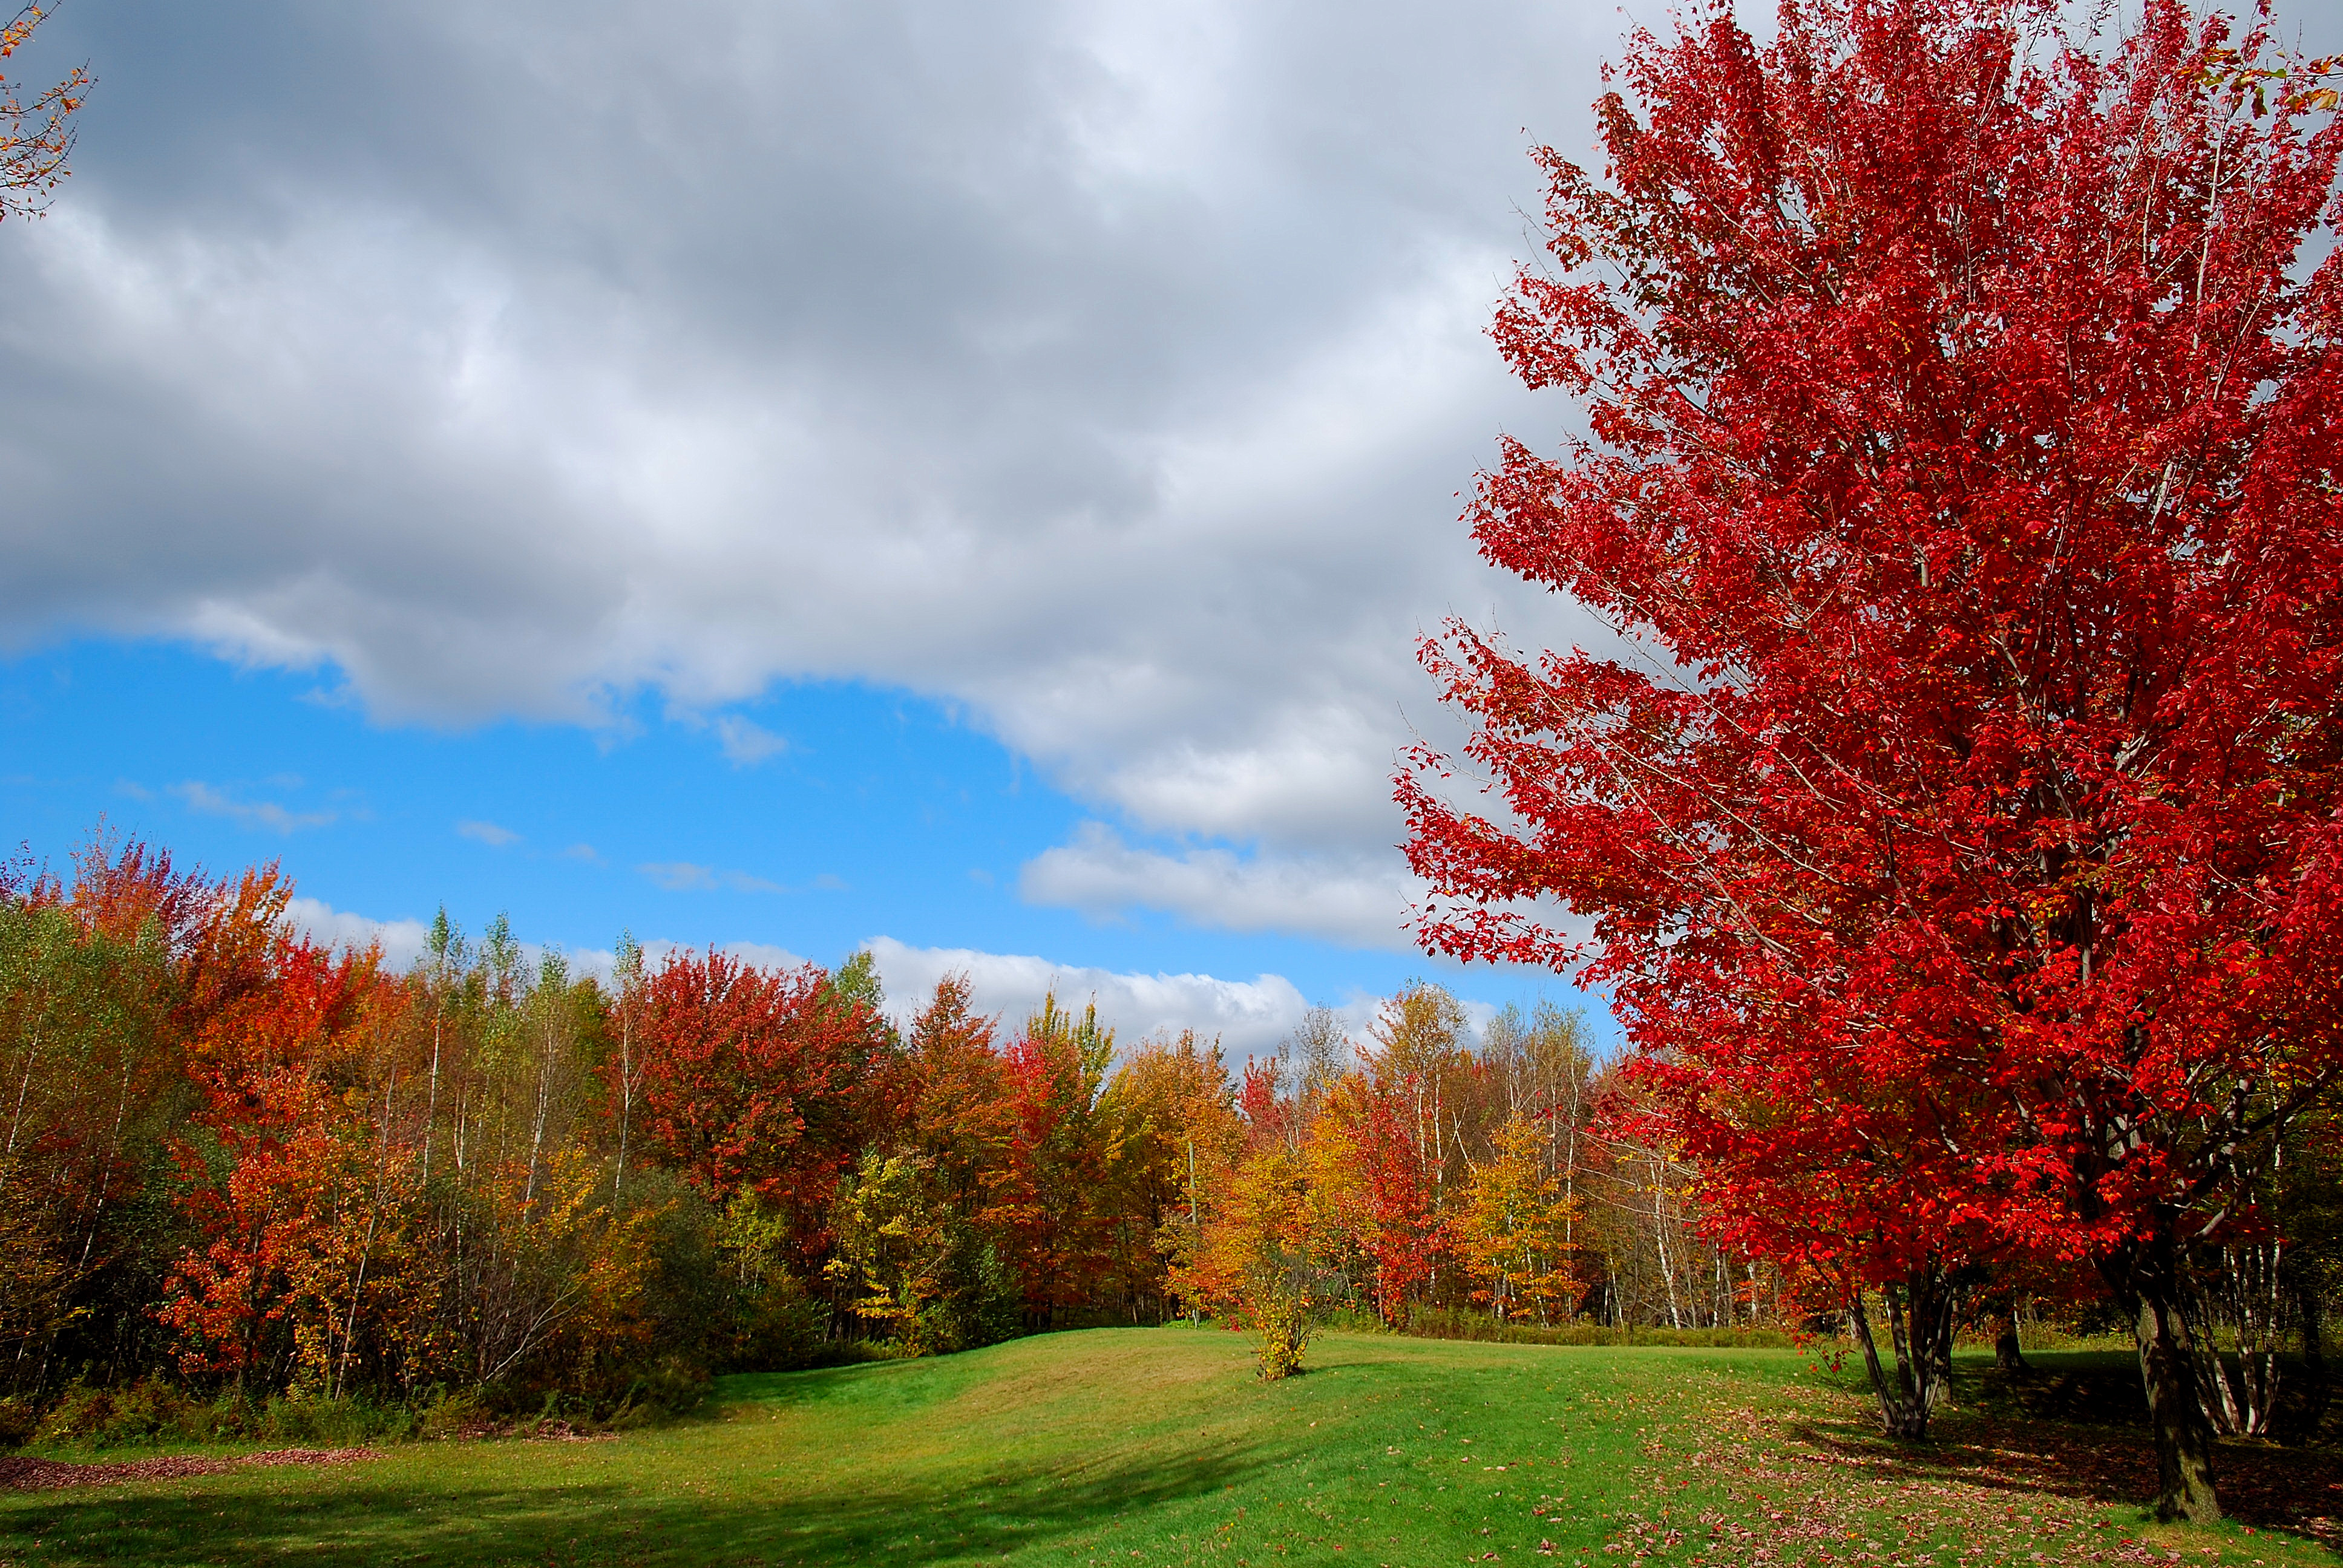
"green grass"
2,1327,2333,1566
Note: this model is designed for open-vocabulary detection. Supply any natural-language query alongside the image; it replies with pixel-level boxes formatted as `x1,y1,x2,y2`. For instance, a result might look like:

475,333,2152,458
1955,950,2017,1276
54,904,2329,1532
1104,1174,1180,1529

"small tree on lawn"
1401,0,2343,1521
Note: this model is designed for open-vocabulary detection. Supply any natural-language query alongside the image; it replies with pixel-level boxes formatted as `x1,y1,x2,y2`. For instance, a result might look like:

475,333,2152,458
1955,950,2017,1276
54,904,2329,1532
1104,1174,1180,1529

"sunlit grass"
0,1328,2326,1566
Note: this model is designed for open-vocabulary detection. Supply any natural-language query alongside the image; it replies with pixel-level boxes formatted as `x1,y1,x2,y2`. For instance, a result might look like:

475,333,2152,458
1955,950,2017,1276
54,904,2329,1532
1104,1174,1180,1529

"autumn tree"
824,974,1022,1348
1457,1114,1581,1324
997,994,1119,1323
0,6,87,220
1195,1143,1329,1379
0,898,172,1392
1101,1028,1243,1322
827,1149,1017,1353
888,974,1016,1226
634,947,888,1258
1400,0,2343,1520
1309,1068,1439,1324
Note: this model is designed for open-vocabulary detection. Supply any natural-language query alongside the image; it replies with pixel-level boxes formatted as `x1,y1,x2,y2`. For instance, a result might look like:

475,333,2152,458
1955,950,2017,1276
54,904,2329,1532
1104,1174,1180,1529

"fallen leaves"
0,1446,378,1492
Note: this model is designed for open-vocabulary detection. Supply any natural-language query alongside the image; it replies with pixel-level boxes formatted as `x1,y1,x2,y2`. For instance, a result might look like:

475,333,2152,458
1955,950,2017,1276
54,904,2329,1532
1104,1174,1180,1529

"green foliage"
823,949,885,1016
827,1150,1020,1356
0,901,181,1399
24,1380,436,1452
707,1190,830,1370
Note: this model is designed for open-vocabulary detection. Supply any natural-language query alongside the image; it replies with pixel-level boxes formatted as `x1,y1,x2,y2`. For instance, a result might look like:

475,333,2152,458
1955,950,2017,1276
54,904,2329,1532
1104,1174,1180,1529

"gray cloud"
0,0,1640,936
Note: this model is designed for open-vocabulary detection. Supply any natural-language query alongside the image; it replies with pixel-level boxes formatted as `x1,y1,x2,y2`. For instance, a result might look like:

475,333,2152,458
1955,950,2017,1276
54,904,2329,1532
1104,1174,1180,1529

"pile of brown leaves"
0,1446,378,1492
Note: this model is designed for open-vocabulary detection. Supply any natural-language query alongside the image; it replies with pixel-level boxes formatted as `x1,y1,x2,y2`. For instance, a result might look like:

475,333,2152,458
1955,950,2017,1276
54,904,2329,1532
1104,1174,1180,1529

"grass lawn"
2,1325,2337,1567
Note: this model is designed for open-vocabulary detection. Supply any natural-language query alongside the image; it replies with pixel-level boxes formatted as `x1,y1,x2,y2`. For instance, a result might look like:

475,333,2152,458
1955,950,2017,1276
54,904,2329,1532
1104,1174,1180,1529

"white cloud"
169,780,336,833
283,895,432,969
668,709,790,766
637,860,784,894
703,939,810,972
284,898,814,984
566,937,811,980
865,934,1312,1057
456,818,519,846
712,715,787,766
1020,821,1415,950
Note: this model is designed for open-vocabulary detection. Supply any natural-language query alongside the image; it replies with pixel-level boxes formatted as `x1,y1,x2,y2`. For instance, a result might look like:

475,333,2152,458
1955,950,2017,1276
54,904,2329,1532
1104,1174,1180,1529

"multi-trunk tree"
1401,0,2343,1521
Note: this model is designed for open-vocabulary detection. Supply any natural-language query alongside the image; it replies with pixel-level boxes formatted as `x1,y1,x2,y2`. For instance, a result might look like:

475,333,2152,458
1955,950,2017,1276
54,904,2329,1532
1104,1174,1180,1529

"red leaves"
633,948,882,1237
1403,0,2343,1321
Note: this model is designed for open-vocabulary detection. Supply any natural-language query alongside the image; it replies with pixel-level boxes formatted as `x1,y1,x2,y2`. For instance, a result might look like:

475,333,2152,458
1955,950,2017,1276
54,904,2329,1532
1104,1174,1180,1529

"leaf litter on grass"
0,1448,379,1492
1581,1371,2341,1568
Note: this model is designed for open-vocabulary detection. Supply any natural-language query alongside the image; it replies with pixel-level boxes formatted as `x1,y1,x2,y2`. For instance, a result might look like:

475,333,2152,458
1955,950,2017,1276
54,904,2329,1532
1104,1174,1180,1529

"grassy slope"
0,1327,2331,1567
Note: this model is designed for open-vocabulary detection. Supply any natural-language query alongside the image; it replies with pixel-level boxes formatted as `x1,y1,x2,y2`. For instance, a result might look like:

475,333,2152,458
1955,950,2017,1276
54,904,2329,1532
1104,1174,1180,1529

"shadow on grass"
1777,1406,2343,1552
0,1433,1274,1567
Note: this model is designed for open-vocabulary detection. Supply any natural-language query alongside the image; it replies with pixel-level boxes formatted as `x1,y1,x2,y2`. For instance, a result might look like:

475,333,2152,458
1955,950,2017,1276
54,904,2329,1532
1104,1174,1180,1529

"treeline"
1,834,1775,1428
1171,984,1781,1361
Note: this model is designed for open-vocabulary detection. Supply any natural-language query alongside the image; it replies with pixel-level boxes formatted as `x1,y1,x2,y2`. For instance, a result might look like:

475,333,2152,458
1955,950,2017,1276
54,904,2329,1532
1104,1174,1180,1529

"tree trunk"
2296,1277,2330,1441
1994,1300,2028,1373
1924,1286,1957,1411
2106,1235,2221,1523
2224,1237,2286,1438
1849,1268,1956,1442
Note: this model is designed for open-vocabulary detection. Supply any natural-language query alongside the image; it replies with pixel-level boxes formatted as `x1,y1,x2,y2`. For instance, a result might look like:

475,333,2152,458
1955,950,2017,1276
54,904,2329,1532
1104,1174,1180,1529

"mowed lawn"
2,1327,2338,1567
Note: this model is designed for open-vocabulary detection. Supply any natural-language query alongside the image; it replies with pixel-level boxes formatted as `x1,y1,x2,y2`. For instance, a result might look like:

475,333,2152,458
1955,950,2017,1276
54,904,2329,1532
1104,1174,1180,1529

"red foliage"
162,935,383,1377
892,974,1015,1212
1400,0,2343,1511
1319,1071,1439,1324
632,949,883,1249
995,998,1116,1318
1236,1059,1288,1149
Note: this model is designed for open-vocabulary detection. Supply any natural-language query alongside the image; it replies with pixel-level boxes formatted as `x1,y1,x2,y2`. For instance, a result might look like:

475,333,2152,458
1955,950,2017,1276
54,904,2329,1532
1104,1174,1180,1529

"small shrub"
609,1357,711,1425
257,1393,414,1447
33,1380,203,1449
416,1390,488,1442
1254,1293,1314,1382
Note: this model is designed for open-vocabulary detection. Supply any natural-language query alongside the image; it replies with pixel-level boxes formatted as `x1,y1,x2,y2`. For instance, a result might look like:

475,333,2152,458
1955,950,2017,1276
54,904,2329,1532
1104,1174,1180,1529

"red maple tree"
631,948,886,1256
1400,0,2343,1519
997,996,1118,1322
1316,1070,1440,1325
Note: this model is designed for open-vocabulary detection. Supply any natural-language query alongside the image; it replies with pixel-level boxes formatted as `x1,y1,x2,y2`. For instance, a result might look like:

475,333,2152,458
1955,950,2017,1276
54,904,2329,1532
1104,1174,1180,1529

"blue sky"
0,636,1615,1055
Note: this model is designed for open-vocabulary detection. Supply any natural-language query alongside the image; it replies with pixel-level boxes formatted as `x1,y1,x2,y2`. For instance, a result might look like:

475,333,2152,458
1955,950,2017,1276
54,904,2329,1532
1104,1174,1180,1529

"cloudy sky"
0,0,1731,1051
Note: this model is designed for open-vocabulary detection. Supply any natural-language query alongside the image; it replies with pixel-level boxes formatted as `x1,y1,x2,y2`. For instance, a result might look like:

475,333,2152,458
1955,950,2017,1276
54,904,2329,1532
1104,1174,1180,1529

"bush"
1254,1294,1313,1381
415,1390,489,1441
256,1393,417,1447
608,1357,712,1425
722,1269,834,1371
32,1380,212,1449
26,1380,504,1451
